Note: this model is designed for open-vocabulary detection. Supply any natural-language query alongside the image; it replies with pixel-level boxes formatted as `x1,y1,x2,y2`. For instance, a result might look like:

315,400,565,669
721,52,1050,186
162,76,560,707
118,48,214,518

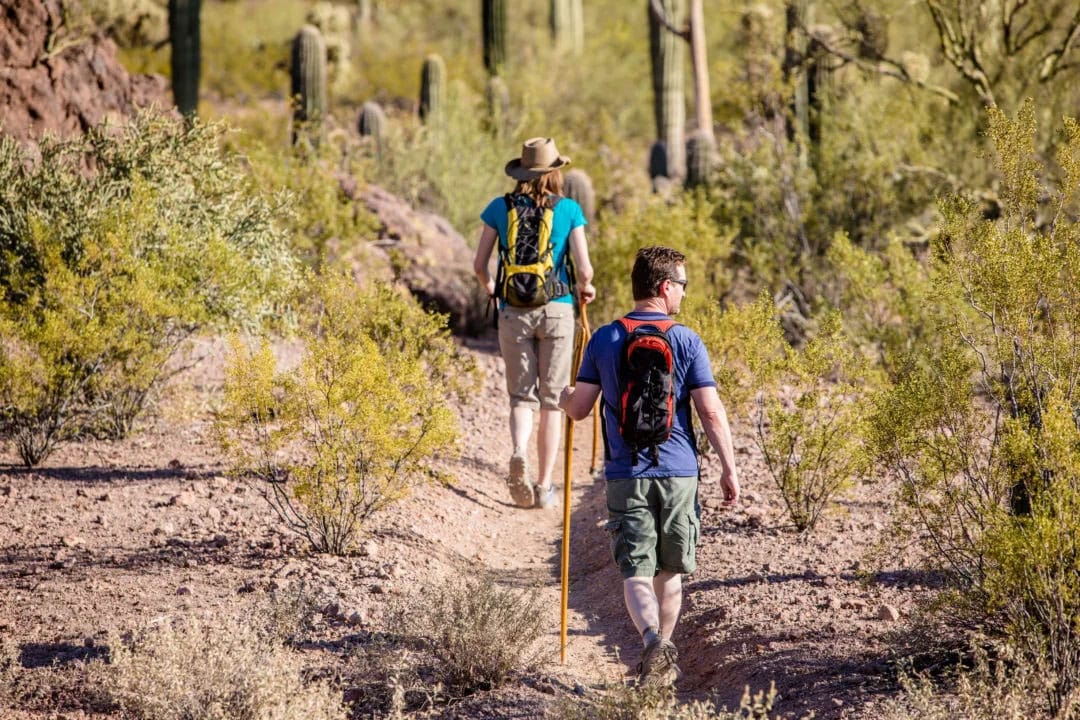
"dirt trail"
0,334,929,719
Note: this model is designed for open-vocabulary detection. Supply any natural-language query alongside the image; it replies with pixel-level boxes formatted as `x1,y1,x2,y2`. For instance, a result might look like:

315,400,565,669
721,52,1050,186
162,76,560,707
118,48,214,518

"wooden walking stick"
561,302,590,663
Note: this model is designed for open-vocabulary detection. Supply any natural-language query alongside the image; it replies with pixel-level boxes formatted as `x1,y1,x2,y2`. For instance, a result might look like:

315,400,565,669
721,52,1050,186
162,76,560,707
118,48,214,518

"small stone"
153,522,176,537
176,586,191,596
877,604,900,622
210,534,228,548
346,610,366,627
169,492,195,508
83,636,95,648
75,488,88,498
168,459,183,470
360,540,378,559
832,698,844,707
96,493,110,502
0,485,11,497
61,536,84,548
828,597,843,611
206,506,222,523
573,682,587,696
371,583,387,595
322,602,340,617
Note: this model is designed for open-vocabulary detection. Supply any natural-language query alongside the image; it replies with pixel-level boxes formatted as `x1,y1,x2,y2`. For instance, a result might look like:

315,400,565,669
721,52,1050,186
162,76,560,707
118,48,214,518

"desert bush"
691,291,787,420
589,191,735,326
880,643,1051,720
556,682,787,720
869,103,1080,713
0,113,300,461
754,312,876,532
407,574,545,695
216,274,477,554
107,613,344,720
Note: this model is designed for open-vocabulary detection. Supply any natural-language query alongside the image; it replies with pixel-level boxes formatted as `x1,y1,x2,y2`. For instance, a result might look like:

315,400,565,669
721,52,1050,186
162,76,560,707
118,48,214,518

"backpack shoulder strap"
619,316,678,334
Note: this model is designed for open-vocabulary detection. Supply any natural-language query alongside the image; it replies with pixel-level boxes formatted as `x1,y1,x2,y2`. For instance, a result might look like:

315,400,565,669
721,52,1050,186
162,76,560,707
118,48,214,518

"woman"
473,137,596,509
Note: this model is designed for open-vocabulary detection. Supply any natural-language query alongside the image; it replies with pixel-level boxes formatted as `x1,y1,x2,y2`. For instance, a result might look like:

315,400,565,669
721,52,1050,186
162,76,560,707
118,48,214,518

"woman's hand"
578,282,596,304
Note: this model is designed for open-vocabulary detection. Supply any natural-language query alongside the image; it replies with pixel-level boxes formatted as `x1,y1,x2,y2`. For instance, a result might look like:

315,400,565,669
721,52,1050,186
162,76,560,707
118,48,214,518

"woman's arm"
473,223,498,297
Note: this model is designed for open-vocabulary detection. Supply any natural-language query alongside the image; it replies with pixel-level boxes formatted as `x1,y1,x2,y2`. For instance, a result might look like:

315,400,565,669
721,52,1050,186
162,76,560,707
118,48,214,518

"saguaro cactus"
358,101,386,157
649,0,685,180
419,54,446,127
551,0,583,54
563,169,595,225
685,130,715,189
168,0,200,118
291,25,328,145
482,0,506,76
485,75,511,139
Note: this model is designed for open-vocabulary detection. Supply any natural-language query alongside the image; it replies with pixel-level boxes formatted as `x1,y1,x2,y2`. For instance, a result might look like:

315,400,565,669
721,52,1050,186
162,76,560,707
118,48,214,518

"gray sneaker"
637,638,681,687
533,484,556,509
507,453,534,508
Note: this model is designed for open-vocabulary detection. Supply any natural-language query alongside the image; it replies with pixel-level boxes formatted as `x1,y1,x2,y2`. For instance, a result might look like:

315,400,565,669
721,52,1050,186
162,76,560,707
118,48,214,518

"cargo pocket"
542,303,573,338
604,518,626,568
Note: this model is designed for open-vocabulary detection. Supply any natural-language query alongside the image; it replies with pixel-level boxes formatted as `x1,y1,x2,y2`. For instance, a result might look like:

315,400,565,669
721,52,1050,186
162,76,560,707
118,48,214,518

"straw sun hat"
504,137,571,181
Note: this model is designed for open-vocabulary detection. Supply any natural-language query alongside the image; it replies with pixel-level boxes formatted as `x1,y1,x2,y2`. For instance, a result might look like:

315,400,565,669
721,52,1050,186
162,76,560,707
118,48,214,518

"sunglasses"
667,278,688,289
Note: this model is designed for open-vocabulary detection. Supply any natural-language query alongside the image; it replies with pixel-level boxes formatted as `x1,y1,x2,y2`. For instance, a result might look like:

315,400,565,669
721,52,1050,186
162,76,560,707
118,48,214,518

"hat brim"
504,156,571,181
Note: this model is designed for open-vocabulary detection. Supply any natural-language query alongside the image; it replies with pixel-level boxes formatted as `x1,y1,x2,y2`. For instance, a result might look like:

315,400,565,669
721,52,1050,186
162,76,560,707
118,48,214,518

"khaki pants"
498,303,575,410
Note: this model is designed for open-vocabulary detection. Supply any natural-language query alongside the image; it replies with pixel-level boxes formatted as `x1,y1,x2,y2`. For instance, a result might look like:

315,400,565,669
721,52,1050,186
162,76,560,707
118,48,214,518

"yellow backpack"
496,194,569,307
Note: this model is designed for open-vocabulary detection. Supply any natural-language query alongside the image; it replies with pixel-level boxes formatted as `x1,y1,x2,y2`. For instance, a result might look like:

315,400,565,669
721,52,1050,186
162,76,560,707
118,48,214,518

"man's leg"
623,576,661,645
535,407,562,491
653,570,682,641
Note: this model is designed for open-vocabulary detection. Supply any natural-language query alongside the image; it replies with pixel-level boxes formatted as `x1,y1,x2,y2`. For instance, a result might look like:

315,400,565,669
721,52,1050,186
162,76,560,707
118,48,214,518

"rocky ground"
0,332,934,719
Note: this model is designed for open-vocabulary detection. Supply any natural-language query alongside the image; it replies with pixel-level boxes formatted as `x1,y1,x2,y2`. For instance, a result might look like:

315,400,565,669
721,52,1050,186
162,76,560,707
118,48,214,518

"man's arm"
690,386,740,508
558,382,601,422
473,224,498,297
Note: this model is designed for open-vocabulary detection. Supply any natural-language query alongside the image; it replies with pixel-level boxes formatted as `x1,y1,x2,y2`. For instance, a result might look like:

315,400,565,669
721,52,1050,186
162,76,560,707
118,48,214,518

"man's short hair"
631,246,686,301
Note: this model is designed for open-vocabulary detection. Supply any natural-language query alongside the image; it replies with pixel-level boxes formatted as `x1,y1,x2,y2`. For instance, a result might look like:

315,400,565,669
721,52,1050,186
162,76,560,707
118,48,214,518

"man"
473,137,596,510
558,246,740,686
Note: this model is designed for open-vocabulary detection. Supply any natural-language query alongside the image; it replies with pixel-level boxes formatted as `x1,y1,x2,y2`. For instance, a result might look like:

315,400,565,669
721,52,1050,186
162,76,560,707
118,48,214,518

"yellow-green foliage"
824,231,941,377
690,291,786,420
589,192,735,325
0,113,300,462
107,613,344,720
216,274,477,555
870,105,1080,713
756,312,875,532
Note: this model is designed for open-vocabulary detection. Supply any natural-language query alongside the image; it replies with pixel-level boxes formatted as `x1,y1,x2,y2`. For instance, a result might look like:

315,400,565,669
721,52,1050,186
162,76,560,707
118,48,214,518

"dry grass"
555,682,791,719
106,611,344,720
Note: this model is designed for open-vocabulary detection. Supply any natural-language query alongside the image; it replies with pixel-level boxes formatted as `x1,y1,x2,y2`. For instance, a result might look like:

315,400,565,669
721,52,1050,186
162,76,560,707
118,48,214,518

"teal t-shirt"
480,194,588,305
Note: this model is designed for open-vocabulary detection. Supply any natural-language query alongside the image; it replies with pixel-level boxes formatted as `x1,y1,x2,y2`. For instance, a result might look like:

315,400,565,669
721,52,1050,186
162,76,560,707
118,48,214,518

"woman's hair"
631,246,686,300
513,169,564,209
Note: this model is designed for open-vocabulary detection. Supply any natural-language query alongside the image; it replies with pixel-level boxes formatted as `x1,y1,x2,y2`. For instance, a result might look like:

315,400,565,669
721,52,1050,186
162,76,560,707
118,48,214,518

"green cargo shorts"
604,476,700,579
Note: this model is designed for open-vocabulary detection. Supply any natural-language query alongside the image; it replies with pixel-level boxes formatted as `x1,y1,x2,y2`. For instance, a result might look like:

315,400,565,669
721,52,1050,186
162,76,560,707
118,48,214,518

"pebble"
877,604,900,622
176,586,191,596
360,540,378,558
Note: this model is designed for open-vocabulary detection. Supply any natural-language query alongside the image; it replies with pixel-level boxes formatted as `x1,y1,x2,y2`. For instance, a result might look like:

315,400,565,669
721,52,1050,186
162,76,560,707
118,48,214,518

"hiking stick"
561,302,590,664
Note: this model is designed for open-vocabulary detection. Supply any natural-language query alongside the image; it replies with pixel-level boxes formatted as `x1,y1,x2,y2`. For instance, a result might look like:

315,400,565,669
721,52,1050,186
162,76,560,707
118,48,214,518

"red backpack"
615,317,679,466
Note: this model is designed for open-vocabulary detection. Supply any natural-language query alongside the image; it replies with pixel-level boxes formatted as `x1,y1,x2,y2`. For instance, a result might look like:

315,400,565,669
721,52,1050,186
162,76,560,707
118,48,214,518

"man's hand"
558,385,574,412
719,467,740,509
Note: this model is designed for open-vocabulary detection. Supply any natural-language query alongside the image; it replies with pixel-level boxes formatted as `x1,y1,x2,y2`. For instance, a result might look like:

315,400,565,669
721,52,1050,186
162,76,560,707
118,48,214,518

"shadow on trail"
18,642,110,668
0,537,280,584
0,464,220,485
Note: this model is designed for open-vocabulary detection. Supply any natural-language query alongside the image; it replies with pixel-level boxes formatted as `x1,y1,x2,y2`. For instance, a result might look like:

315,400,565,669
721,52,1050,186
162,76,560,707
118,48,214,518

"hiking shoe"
533,484,556,509
507,453,534,508
637,638,681,688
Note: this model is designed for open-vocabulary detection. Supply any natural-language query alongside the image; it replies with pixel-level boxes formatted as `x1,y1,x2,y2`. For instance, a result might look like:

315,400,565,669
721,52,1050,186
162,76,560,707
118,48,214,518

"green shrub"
107,613,344,720
215,274,477,554
691,291,786,421
754,312,875,532
589,192,735,326
870,103,1080,713
0,113,300,461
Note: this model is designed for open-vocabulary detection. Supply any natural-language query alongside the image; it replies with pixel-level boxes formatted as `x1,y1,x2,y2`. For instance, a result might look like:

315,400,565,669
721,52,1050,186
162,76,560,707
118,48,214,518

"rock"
152,522,176,536
744,506,767,528
169,492,195,508
743,491,763,504
61,535,84,548
168,459,183,470
322,602,340,618
0,0,171,149
358,185,488,335
0,485,10,497
360,540,378,559
206,506,222,524
370,583,387,595
346,610,366,627
877,604,900,622
176,586,191,596
209,534,228,548
828,597,843,611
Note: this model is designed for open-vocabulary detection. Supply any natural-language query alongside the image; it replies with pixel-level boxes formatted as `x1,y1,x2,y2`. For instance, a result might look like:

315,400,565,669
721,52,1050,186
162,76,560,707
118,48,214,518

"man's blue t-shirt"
480,194,587,305
577,311,716,479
